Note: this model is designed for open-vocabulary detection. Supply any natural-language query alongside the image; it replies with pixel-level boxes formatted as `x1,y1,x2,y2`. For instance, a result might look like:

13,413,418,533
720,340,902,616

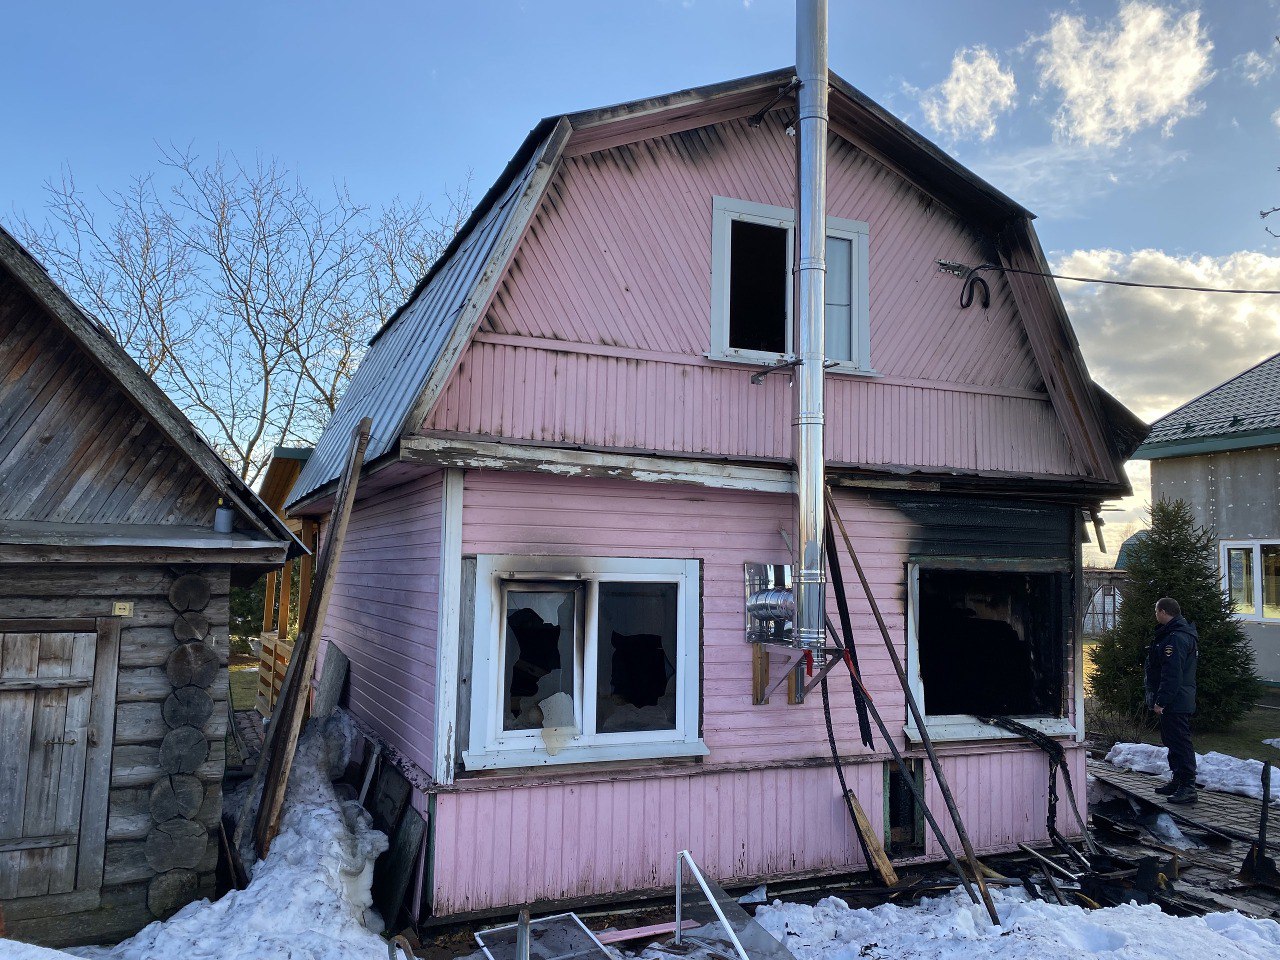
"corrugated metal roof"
288,137,550,506
1143,352,1280,446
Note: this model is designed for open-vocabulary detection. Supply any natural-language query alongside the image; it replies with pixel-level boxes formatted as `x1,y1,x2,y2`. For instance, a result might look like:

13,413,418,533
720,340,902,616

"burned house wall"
423,116,1081,479
1151,447,1280,682
0,565,228,948
322,471,444,777
424,470,1083,917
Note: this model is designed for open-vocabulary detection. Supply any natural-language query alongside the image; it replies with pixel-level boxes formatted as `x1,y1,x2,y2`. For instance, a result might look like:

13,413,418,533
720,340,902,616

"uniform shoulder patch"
1164,644,1174,656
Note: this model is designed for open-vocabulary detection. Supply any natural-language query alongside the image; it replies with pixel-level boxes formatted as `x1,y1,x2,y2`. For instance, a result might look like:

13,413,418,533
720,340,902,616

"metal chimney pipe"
793,0,828,651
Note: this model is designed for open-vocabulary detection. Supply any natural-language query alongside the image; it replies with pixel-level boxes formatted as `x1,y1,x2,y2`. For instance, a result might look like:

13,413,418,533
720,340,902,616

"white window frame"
1220,540,1280,622
903,561,1079,743
708,196,873,374
462,555,707,771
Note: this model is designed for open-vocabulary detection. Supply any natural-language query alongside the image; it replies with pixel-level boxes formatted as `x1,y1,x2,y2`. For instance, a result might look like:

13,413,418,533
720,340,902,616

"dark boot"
1154,777,1181,796
1168,782,1198,804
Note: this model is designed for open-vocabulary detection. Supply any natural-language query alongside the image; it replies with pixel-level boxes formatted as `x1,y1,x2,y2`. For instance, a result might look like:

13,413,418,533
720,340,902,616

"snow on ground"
1105,742,1280,805
1263,738,1280,750
755,888,1280,960
0,712,388,960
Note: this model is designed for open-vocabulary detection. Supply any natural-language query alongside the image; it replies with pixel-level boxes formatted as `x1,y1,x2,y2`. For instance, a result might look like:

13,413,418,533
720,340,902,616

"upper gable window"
709,196,871,373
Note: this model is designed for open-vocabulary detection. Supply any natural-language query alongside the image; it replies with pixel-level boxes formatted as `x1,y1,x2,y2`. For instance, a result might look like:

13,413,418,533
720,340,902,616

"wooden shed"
0,227,298,946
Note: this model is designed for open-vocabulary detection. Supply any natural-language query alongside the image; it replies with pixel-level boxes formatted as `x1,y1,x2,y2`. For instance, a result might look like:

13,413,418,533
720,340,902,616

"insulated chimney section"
793,0,828,652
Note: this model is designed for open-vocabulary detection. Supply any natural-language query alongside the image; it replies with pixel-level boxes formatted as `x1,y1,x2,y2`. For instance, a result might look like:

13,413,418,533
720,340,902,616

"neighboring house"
286,69,1145,923
1133,352,1280,683
0,227,299,946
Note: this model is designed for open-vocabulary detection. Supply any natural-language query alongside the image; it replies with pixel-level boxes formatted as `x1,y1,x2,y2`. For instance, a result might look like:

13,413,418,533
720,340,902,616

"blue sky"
5,0,1280,532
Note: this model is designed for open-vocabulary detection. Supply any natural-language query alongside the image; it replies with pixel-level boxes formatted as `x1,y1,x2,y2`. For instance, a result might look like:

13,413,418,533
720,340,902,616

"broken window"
915,568,1064,719
502,584,580,731
884,759,925,857
465,557,706,770
710,196,871,370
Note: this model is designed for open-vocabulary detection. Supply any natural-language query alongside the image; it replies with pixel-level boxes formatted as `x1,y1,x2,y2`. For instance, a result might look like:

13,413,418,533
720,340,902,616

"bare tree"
14,149,470,482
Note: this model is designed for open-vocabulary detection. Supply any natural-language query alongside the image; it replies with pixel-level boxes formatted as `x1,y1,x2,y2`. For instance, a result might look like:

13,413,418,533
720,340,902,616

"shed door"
0,618,119,912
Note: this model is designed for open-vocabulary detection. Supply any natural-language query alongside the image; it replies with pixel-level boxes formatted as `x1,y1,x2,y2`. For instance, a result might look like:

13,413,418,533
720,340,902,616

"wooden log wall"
1,565,230,947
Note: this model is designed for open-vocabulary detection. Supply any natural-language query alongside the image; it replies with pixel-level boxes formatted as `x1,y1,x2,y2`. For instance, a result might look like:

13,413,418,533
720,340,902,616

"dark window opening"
885,759,925,857
917,568,1063,717
503,585,579,731
728,219,788,353
596,582,679,733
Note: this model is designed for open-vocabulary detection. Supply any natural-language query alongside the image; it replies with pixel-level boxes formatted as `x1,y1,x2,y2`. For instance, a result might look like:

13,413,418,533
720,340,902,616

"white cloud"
973,141,1187,219
1236,49,1276,85
1061,248,1280,536
1272,106,1280,130
1058,248,1280,424
1036,2,1214,147
919,46,1017,142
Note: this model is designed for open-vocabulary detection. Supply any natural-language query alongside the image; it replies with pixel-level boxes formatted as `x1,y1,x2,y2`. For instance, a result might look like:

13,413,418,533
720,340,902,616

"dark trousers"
1160,711,1196,785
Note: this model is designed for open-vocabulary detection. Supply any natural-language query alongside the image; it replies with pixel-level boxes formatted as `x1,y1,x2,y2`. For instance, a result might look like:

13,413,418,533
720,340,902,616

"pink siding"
324,472,443,775
430,470,1085,913
423,116,1081,476
431,748,1086,915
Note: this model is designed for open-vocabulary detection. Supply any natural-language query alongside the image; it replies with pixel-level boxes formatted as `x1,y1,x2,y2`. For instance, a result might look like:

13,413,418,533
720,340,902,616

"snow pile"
755,888,1280,960
57,712,388,960
1105,742,1280,805
1263,738,1280,750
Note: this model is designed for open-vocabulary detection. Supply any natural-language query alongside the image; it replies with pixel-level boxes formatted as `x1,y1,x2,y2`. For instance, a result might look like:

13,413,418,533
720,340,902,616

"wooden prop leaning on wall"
249,417,372,858
823,486,1002,927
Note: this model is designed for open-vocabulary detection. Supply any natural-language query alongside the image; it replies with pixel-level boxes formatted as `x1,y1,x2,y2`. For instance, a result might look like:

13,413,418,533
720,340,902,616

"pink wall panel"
431,745,1085,914
324,472,443,775
421,115,1082,476
428,470,1084,914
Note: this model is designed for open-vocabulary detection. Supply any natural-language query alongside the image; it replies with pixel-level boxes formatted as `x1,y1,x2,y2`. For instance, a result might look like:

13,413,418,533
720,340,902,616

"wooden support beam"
297,521,316,626
252,417,372,857
276,561,292,642
261,570,277,634
845,791,899,887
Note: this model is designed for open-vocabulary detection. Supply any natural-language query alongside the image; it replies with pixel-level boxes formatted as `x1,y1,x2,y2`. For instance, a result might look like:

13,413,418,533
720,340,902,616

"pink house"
286,69,1144,924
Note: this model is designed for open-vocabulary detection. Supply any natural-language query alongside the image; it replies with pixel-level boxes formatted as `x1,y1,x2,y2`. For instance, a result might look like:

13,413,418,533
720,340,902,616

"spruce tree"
1090,498,1261,730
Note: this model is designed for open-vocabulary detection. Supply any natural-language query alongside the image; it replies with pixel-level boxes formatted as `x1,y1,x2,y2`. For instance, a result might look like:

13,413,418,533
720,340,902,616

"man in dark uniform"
1145,597,1199,804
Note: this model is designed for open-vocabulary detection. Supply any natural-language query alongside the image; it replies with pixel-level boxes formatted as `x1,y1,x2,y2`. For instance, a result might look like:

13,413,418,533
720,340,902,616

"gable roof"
290,68,1140,508
1135,351,1280,460
0,225,300,555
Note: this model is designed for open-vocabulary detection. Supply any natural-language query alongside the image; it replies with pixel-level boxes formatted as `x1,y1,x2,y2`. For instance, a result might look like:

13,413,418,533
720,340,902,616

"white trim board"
432,468,466,784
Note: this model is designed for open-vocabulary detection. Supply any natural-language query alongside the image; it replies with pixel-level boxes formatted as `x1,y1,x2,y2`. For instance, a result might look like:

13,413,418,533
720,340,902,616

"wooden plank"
0,676,93,691
297,521,316,625
751,642,770,705
253,417,372,856
49,631,95,893
76,617,120,892
845,790,899,887
276,561,292,642
0,619,97,632
19,632,72,897
0,887,101,922
0,632,38,899
261,571,278,634
371,806,426,929
0,834,76,853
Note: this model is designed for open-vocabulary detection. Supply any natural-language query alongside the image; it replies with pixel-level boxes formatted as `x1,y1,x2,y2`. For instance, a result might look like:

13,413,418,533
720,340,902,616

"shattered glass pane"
504,587,577,732
596,582,678,733
476,914,611,960
674,853,794,960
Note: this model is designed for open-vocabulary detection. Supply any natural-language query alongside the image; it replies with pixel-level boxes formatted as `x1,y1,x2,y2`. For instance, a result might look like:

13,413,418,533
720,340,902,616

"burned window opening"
728,219,788,354
597,582,679,734
885,759,925,857
503,584,580,732
917,568,1064,718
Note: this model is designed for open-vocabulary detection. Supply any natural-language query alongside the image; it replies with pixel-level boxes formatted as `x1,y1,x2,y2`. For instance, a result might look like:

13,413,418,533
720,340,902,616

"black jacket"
1144,617,1198,714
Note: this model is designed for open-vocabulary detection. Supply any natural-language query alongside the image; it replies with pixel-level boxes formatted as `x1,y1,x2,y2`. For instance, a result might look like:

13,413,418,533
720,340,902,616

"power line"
938,260,1280,300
